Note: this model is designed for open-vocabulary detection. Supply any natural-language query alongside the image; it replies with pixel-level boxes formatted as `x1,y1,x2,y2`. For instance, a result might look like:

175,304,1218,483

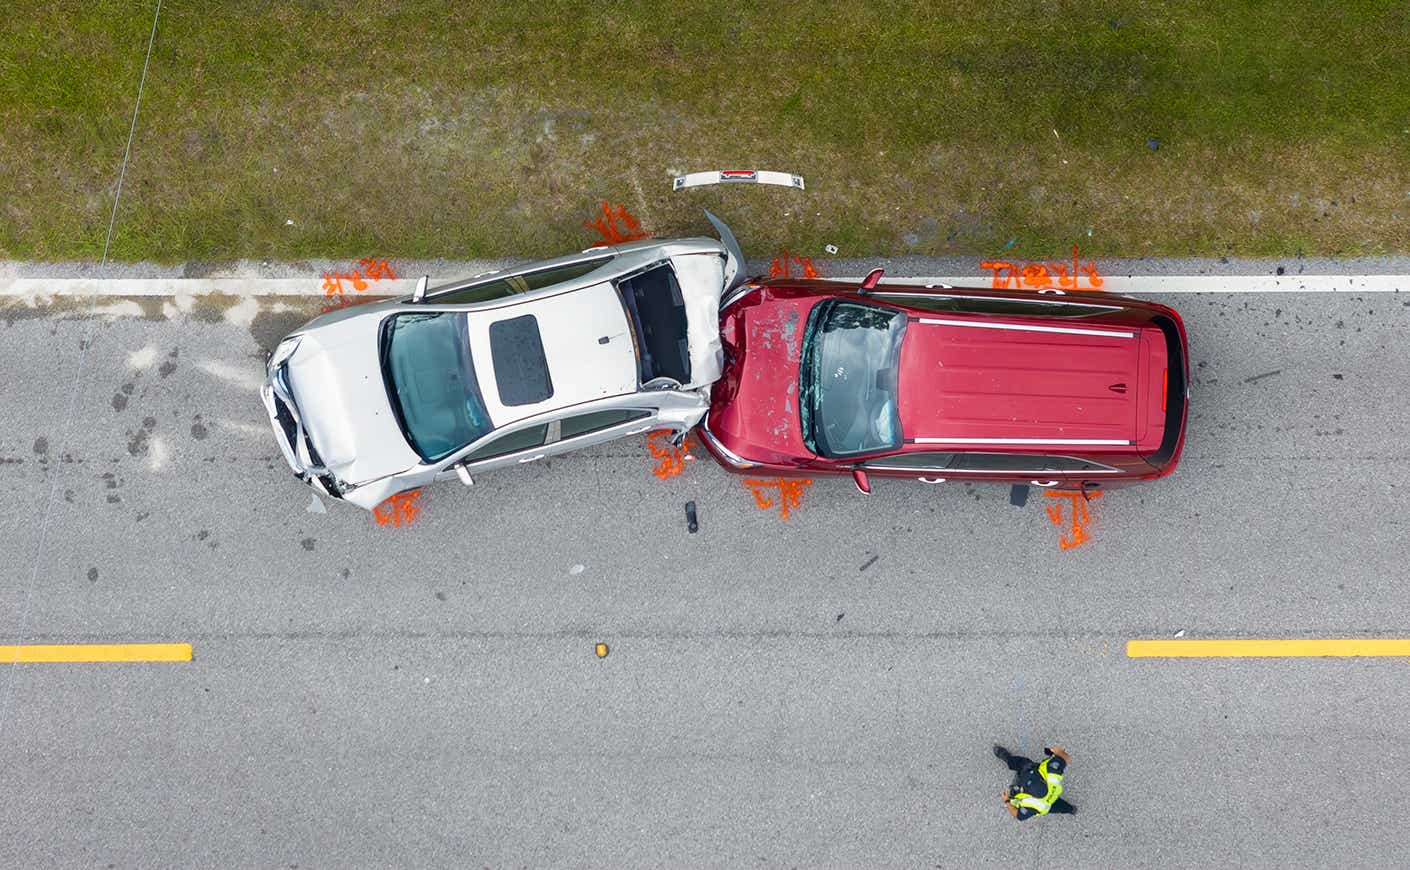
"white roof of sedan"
467,282,638,427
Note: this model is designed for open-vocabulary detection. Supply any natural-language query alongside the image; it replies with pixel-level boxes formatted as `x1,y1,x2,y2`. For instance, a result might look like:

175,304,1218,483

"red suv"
698,276,1189,495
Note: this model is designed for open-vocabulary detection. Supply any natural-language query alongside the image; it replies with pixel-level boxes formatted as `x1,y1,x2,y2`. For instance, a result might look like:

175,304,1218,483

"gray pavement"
1,289,1408,867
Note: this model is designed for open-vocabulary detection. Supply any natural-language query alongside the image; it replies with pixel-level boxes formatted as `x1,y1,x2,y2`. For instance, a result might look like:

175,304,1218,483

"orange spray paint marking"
321,272,347,297
358,258,397,281
743,478,813,521
981,245,1103,292
1044,490,1101,550
374,490,422,528
1021,263,1052,289
320,271,369,296
320,259,400,312
979,260,1020,288
768,248,821,279
358,256,397,280
645,429,697,480
585,201,651,246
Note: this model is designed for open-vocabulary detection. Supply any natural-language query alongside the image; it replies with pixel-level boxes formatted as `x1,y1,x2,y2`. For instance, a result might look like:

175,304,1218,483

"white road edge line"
850,275,1410,294
1,273,1407,298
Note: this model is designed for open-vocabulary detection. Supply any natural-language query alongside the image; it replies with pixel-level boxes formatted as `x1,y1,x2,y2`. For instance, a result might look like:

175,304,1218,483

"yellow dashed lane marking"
1128,639,1410,658
0,643,191,663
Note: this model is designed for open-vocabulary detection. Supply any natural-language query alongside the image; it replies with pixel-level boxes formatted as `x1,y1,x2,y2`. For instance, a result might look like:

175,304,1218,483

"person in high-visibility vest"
994,744,1076,820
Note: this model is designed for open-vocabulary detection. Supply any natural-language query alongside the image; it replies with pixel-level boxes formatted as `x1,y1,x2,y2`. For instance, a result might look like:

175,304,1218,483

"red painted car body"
698,278,1189,494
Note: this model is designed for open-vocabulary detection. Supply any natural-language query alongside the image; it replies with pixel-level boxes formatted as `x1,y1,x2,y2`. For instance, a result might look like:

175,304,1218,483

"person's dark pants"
994,746,1078,814
995,747,1034,774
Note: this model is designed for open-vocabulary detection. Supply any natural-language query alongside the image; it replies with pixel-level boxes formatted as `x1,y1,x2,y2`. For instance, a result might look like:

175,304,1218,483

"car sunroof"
488,314,554,406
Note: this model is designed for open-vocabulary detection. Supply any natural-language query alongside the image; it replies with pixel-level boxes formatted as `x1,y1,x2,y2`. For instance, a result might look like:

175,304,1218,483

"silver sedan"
262,215,744,510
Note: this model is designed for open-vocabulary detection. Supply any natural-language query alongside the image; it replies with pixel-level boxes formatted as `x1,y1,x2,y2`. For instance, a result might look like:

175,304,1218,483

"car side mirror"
455,463,474,487
851,468,871,495
412,274,429,303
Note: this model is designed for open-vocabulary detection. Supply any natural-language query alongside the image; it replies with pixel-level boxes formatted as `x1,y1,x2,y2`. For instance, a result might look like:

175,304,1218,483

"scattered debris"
1243,369,1282,384
1174,629,1186,638
835,613,845,622
1147,137,1161,152
595,642,609,658
306,494,326,514
1009,484,1030,508
569,564,586,575
685,501,699,534
859,554,879,571
824,244,838,255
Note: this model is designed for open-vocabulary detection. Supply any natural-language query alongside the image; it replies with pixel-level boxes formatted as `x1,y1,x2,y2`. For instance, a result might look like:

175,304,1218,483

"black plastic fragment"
1009,484,1030,507
685,500,698,533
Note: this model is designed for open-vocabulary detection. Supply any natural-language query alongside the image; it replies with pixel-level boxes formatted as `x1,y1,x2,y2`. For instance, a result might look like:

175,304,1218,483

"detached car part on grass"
672,169,805,191
262,214,744,511
699,273,1190,495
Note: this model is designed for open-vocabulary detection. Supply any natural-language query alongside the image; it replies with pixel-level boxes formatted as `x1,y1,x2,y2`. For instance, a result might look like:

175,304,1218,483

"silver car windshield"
380,312,493,462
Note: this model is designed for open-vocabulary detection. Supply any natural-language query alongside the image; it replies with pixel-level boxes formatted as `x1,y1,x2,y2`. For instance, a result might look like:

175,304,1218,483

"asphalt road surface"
2,288,1408,868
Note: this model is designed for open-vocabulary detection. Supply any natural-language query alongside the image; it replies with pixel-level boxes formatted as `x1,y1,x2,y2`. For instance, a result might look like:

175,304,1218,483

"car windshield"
380,312,493,462
799,300,907,457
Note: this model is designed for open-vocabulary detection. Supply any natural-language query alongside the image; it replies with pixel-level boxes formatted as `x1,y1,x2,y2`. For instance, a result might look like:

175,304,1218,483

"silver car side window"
428,257,612,305
558,408,653,441
461,423,550,464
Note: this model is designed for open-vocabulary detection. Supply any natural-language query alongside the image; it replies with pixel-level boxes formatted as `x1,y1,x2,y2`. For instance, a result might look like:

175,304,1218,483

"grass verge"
2,0,1408,262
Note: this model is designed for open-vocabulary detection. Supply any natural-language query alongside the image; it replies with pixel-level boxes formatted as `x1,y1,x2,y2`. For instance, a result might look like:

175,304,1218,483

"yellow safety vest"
1008,756,1064,815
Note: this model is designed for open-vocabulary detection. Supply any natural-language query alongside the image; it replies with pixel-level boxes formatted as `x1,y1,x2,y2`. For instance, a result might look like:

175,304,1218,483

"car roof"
895,312,1148,450
379,236,730,432
465,281,640,428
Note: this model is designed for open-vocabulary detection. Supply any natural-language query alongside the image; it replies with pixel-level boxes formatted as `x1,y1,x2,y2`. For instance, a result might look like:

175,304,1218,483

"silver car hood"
669,252,726,390
283,312,421,486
